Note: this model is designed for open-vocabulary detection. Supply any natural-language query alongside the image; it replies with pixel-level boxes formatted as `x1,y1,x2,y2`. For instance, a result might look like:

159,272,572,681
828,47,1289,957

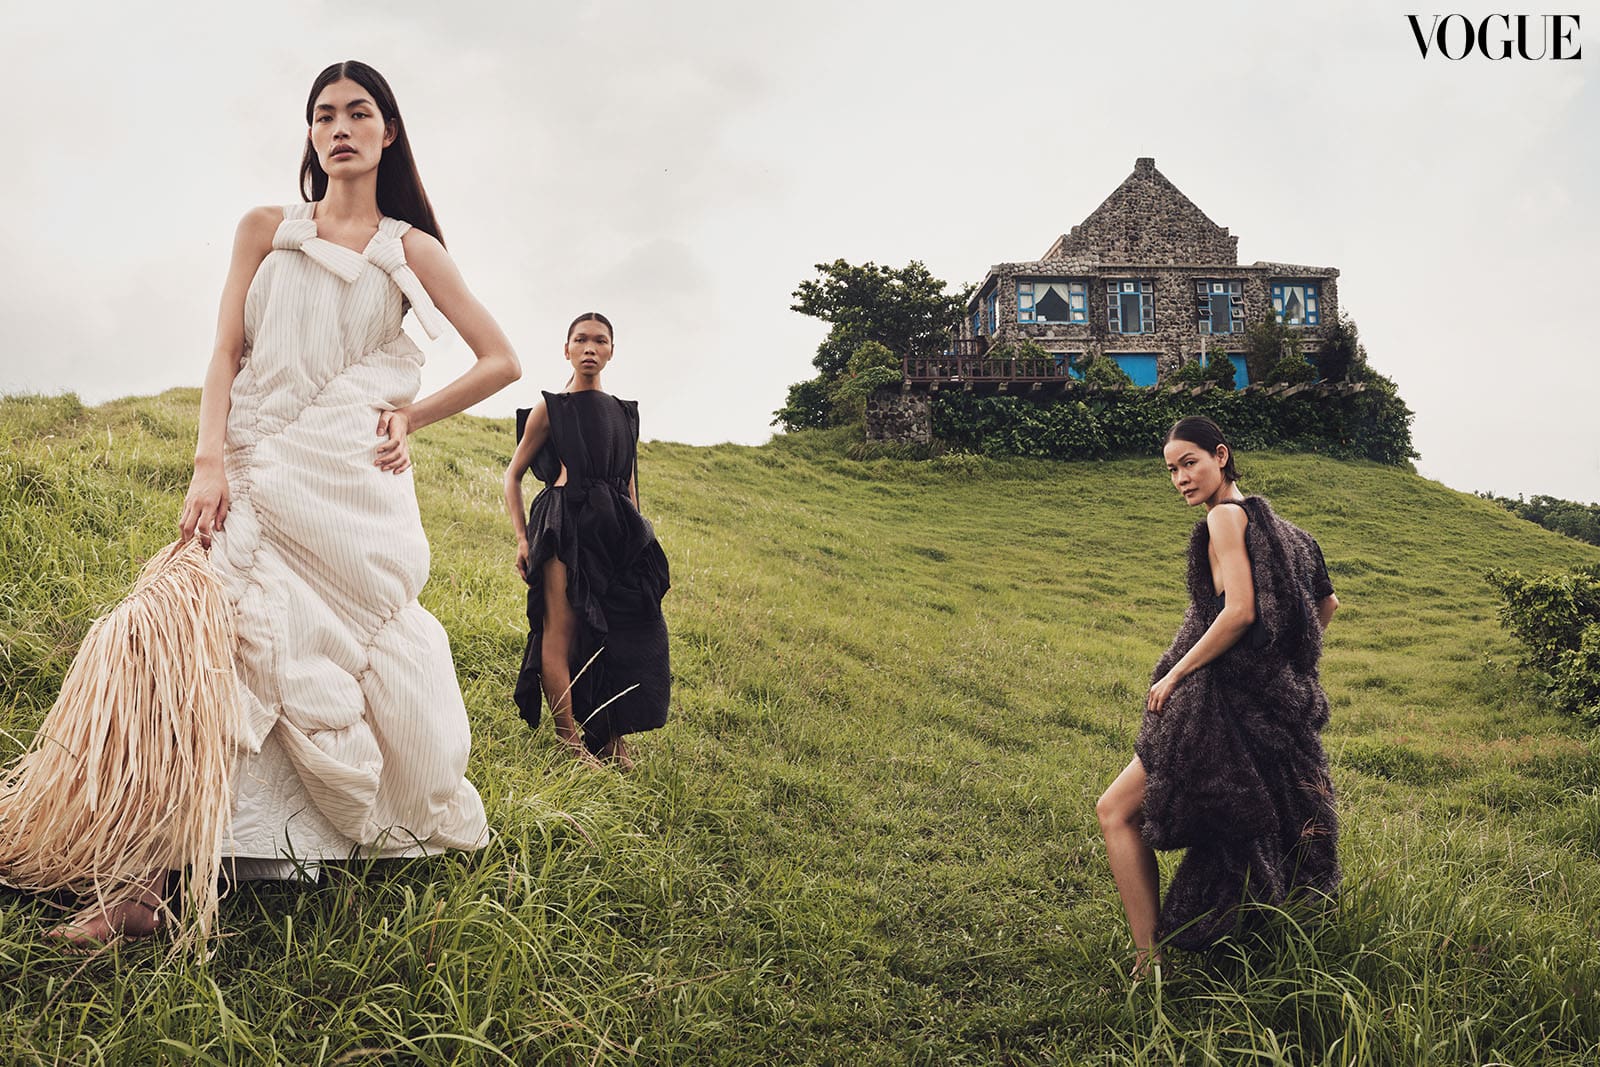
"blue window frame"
985,289,999,335
1018,280,1088,324
1106,280,1154,334
971,307,981,338
1194,280,1244,334
1272,282,1320,325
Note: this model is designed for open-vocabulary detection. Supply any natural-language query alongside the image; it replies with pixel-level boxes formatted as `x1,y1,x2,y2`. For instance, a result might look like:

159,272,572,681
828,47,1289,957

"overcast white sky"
1,1,1595,500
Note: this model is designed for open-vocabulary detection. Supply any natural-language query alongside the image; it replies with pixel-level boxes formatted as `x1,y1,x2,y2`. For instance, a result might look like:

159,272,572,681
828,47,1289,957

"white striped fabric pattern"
210,203,487,868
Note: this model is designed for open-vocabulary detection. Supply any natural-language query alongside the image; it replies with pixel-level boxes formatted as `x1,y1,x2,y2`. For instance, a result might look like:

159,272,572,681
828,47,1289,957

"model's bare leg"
1097,756,1162,976
599,733,634,772
47,871,168,947
541,558,601,767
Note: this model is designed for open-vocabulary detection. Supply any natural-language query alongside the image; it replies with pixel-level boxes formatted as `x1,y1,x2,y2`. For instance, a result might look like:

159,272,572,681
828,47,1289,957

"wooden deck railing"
903,354,1077,382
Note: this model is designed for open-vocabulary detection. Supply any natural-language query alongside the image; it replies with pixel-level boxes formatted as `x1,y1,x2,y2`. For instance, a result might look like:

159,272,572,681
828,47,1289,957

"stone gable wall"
1047,158,1239,265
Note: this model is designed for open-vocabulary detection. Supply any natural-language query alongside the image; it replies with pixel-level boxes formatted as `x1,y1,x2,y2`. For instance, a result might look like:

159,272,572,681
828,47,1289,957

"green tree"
1317,310,1365,382
829,341,903,422
773,260,967,431
1242,313,1289,386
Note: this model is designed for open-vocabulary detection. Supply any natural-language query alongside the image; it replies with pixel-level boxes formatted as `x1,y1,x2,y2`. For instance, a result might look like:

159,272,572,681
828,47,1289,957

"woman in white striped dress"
53,60,518,943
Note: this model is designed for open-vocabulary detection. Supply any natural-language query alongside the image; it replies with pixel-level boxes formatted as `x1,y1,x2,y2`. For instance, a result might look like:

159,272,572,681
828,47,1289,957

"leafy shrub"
829,342,903,422
930,385,1415,465
1169,359,1210,387
774,376,835,432
1080,353,1135,389
1486,563,1600,724
1242,315,1290,386
1267,351,1320,385
1011,339,1051,362
1171,353,1238,389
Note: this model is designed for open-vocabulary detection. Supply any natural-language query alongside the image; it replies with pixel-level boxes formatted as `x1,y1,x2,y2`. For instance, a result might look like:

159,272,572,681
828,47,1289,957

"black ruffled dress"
513,390,670,753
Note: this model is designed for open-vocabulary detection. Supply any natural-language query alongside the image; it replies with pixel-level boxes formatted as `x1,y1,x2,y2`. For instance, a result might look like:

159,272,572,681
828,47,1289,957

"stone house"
959,158,1338,387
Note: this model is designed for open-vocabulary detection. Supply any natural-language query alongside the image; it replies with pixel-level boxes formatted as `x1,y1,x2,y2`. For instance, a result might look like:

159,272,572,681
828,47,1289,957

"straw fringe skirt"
0,539,238,953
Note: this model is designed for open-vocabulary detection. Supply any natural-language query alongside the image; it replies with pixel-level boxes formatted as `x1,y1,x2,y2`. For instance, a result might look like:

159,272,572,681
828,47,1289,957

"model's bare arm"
1147,505,1255,713
394,230,520,433
505,402,550,577
180,206,277,545
1317,593,1339,630
367,231,521,475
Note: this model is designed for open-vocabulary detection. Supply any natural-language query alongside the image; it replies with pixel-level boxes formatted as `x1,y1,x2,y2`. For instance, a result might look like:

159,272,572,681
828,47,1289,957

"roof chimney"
1134,157,1155,175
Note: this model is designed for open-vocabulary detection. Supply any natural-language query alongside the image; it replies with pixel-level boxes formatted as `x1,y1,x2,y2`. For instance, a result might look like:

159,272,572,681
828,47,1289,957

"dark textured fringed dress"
513,390,670,753
1134,495,1340,951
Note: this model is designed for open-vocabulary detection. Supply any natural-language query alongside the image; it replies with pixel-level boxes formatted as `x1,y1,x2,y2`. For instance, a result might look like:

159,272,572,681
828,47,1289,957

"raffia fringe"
0,539,238,955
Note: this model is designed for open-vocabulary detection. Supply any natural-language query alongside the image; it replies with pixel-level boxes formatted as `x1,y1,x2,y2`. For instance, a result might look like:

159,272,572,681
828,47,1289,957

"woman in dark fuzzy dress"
1097,416,1340,974
503,313,670,769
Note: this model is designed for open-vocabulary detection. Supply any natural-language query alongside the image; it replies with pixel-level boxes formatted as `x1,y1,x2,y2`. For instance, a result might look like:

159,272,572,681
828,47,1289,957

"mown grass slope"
2,389,1598,1065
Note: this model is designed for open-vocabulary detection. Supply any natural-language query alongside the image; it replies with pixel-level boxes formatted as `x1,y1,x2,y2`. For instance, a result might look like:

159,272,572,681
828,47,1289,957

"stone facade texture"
865,390,932,445
965,158,1339,383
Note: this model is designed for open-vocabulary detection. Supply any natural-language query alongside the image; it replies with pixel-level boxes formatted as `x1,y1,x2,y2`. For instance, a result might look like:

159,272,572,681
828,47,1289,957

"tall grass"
1,391,1597,1064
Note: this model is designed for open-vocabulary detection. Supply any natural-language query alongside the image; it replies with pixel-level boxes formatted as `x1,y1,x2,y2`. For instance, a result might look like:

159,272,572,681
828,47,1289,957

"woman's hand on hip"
376,408,412,474
180,459,230,547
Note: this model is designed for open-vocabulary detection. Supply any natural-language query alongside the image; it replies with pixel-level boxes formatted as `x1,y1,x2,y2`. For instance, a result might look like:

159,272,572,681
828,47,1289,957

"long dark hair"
1166,416,1239,482
299,61,444,246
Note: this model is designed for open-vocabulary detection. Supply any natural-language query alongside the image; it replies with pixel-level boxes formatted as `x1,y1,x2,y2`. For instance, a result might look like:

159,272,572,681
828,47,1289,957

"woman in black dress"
1096,416,1340,975
503,313,670,768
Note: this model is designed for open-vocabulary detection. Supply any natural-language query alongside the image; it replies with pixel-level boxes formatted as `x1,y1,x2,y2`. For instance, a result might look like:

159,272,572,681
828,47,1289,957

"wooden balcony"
903,353,1077,383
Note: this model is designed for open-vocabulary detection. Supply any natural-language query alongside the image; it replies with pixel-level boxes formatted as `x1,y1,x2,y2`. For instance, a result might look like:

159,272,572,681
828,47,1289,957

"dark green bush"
1171,352,1239,389
1081,352,1134,389
1169,359,1210,387
931,386,1415,466
829,342,903,421
1267,351,1320,385
1486,563,1600,724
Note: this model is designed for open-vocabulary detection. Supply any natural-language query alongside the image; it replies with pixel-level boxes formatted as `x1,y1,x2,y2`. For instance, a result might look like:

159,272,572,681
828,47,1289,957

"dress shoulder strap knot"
272,209,368,284
365,218,447,341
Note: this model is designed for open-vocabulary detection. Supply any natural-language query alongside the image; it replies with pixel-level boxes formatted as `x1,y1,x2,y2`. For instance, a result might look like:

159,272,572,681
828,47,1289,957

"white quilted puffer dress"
211,203,488,874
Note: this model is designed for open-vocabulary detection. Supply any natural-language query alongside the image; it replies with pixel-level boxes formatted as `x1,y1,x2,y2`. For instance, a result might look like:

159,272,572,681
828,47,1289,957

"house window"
985,289,999,335
1272,282,1320,325
1106,280,1154,334
1194,280,1245,335
1018,280,1088,324
971,307,981,339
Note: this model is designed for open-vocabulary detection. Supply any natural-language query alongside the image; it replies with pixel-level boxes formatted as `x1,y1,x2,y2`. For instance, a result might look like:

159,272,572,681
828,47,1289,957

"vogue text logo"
1407,14,1582,58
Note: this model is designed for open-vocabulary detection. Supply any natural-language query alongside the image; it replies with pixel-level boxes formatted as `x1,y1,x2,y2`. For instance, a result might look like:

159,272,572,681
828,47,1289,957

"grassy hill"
2,389,1598,1065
